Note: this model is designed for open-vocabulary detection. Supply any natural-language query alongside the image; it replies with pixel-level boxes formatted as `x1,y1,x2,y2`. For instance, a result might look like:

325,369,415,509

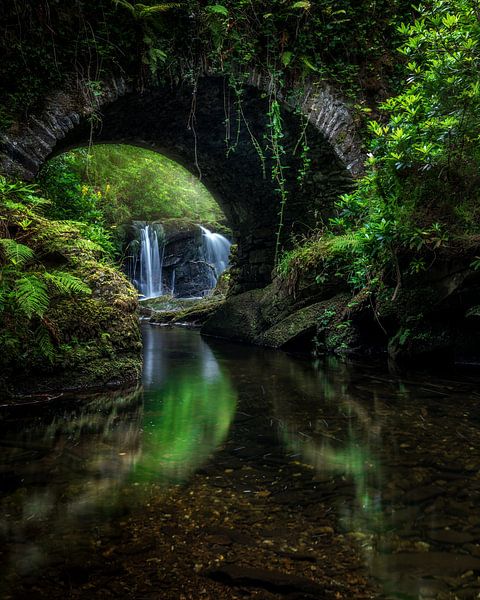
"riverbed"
1,325,480,599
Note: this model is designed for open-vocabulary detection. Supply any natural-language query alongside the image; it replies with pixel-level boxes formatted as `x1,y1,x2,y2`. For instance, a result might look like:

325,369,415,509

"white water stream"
137,224,164,298
199,225,231,286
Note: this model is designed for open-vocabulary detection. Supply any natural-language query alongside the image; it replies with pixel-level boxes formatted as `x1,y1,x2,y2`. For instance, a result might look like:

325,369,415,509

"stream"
1,324,480,599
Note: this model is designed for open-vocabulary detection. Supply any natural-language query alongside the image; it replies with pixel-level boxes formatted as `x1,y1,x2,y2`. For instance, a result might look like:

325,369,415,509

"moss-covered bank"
202,244,480,367
0,181,142,398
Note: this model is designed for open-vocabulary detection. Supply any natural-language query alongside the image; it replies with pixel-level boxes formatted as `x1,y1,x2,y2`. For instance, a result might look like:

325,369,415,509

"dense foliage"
40,145,224,227
2,0,480,369
0,0,412,128
280,0,480,297
0,177,99,364
38,144,224,264
0,175,142,389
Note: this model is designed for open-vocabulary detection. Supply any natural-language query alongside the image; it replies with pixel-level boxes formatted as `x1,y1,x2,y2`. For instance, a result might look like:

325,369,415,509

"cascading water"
199,225,231,289
128,223,229,299
130,223,165,298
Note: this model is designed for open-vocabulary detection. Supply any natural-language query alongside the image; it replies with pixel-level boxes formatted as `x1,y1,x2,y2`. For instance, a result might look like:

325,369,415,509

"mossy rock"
202,288,267,343
4,252,142,396
149,310,177,325
0,204,142,394
146,296,223,327
140,295,203,312
259,299,339,351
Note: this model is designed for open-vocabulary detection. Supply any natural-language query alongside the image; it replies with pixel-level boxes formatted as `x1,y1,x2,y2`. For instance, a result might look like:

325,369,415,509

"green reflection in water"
0,330,237,590
133,372,237,485
272,357,386,553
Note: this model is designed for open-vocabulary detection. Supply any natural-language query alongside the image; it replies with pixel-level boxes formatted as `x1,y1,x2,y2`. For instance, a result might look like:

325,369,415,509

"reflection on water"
0,327,236,592
2,326,480,598
256,353,480,599
206,339,480,599
0,387,143,584
137,327,237,483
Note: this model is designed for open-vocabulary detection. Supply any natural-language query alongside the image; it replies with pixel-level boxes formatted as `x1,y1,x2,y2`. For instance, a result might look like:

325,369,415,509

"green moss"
0,181,142,396
277,234,360,283
147,297,225,327
173,298,224,326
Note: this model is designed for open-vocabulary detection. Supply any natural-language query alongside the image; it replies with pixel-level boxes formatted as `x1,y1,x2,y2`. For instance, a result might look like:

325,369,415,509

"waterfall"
127,222,230,299
132,223,165,298
199,225,231,288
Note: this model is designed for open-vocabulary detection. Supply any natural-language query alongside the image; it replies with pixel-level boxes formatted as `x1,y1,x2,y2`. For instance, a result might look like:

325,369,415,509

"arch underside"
3,77,355,292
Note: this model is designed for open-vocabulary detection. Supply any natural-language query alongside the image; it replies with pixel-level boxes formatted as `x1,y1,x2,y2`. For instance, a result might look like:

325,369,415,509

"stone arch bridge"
0,75,363,293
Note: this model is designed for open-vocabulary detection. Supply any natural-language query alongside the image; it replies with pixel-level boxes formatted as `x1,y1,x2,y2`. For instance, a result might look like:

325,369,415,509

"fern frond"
137,3,181,17
15,275,49,318
113,0,181,18
44,271,92,295
75,238,104,253
112,0,135,13
0,175,37,198
329,233,361,254
0,238,34,266
35,325,56,363
0,176,50,209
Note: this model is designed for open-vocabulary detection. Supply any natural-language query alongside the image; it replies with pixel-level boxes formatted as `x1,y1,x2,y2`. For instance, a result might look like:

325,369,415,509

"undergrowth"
0,176,115,367
278,0,480,298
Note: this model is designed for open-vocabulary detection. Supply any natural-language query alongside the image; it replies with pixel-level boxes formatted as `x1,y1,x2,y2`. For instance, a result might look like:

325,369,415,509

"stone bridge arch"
0,75,363,292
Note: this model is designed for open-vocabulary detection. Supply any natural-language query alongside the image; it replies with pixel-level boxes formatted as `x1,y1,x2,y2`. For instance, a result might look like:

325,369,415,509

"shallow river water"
1,325,480,599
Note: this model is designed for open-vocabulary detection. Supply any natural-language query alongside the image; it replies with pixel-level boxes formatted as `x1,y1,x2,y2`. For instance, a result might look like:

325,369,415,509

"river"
1,324,480,599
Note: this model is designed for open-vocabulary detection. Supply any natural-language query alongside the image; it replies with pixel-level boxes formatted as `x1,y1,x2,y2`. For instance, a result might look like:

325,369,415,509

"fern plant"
1,179,93,364
113,1,181,20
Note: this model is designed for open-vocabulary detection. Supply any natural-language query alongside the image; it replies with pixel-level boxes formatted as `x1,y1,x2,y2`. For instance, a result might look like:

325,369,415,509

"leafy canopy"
40,144,224,229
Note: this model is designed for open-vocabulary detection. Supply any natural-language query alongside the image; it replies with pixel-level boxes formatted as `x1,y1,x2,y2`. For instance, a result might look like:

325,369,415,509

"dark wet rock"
171,258,216,298
464,544,480,557
415,578,451,597
402,485,445,504
456,587,480,599
444,500,473,518
205,533,232,546
208,243,480,366
427,530,476,545
424,517,459,530
201,288,268,343
205,565,327,597
274,550,318,563
371,552,480,576
202,275,353,353
388,506,421,526
271,491,306,506
172,298,225,327
144,296,224,328
207,528,255,546
260,299,342,351
149,310,177,325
